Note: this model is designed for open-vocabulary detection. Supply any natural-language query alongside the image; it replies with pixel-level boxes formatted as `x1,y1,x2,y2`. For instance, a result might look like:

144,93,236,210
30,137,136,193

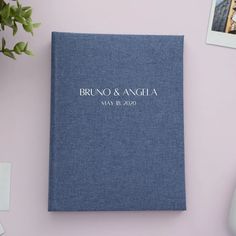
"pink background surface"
1,0,236,235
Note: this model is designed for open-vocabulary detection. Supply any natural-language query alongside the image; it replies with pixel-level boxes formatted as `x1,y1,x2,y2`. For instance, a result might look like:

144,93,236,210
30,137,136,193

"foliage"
0,0,40,59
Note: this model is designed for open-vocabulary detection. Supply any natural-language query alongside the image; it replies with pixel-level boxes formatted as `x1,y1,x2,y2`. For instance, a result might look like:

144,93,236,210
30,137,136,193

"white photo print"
207,0,236,48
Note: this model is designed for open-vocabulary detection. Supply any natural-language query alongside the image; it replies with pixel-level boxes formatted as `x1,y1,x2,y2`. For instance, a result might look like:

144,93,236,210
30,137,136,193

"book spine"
48,32,57,211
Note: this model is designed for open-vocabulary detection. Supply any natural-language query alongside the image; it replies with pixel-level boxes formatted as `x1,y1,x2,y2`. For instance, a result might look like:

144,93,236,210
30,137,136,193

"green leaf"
0,0,6,9
22,6,31,11
10,5,17,15
13,46,21,55
13,42,26,52
23,23,33,34
23,8,32,18
3,49,16,59
24,42,28,51
15,6,23,17
3,17,13,27
32,23,41,28
24,50,33,56
25,18,32,24
17,42,26,50
14,15,26,24
1,3,10,19
12,21,18,36
2,37,6,50
16,0,20,8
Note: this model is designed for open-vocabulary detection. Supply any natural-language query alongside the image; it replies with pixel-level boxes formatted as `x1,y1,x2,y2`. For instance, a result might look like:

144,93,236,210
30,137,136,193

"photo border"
207,0,236,48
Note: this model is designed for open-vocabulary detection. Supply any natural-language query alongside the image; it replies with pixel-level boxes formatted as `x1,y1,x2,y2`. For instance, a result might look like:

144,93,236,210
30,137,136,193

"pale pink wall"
0,0,236,235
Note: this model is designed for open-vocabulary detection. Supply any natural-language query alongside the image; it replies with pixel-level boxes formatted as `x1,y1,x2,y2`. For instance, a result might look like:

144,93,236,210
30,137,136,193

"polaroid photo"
0,224,4,235
0,163,11,211
207,0,236,48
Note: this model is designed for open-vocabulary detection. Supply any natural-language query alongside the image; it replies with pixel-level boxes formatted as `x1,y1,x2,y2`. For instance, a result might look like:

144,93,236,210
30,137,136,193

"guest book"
48,32,186,211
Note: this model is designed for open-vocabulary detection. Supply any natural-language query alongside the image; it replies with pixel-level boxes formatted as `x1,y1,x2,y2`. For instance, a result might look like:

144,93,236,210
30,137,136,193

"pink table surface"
1,0,236,235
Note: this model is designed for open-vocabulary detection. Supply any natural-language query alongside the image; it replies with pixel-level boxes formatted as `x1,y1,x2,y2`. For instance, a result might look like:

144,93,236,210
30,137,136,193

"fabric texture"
49,32,186,211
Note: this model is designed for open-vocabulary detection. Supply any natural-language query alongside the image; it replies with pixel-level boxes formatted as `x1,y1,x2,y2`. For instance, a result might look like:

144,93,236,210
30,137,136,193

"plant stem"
0,50,14,52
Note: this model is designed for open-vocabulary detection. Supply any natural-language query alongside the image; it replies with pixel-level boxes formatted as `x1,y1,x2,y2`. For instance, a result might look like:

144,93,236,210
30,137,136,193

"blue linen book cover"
49,32,186,211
